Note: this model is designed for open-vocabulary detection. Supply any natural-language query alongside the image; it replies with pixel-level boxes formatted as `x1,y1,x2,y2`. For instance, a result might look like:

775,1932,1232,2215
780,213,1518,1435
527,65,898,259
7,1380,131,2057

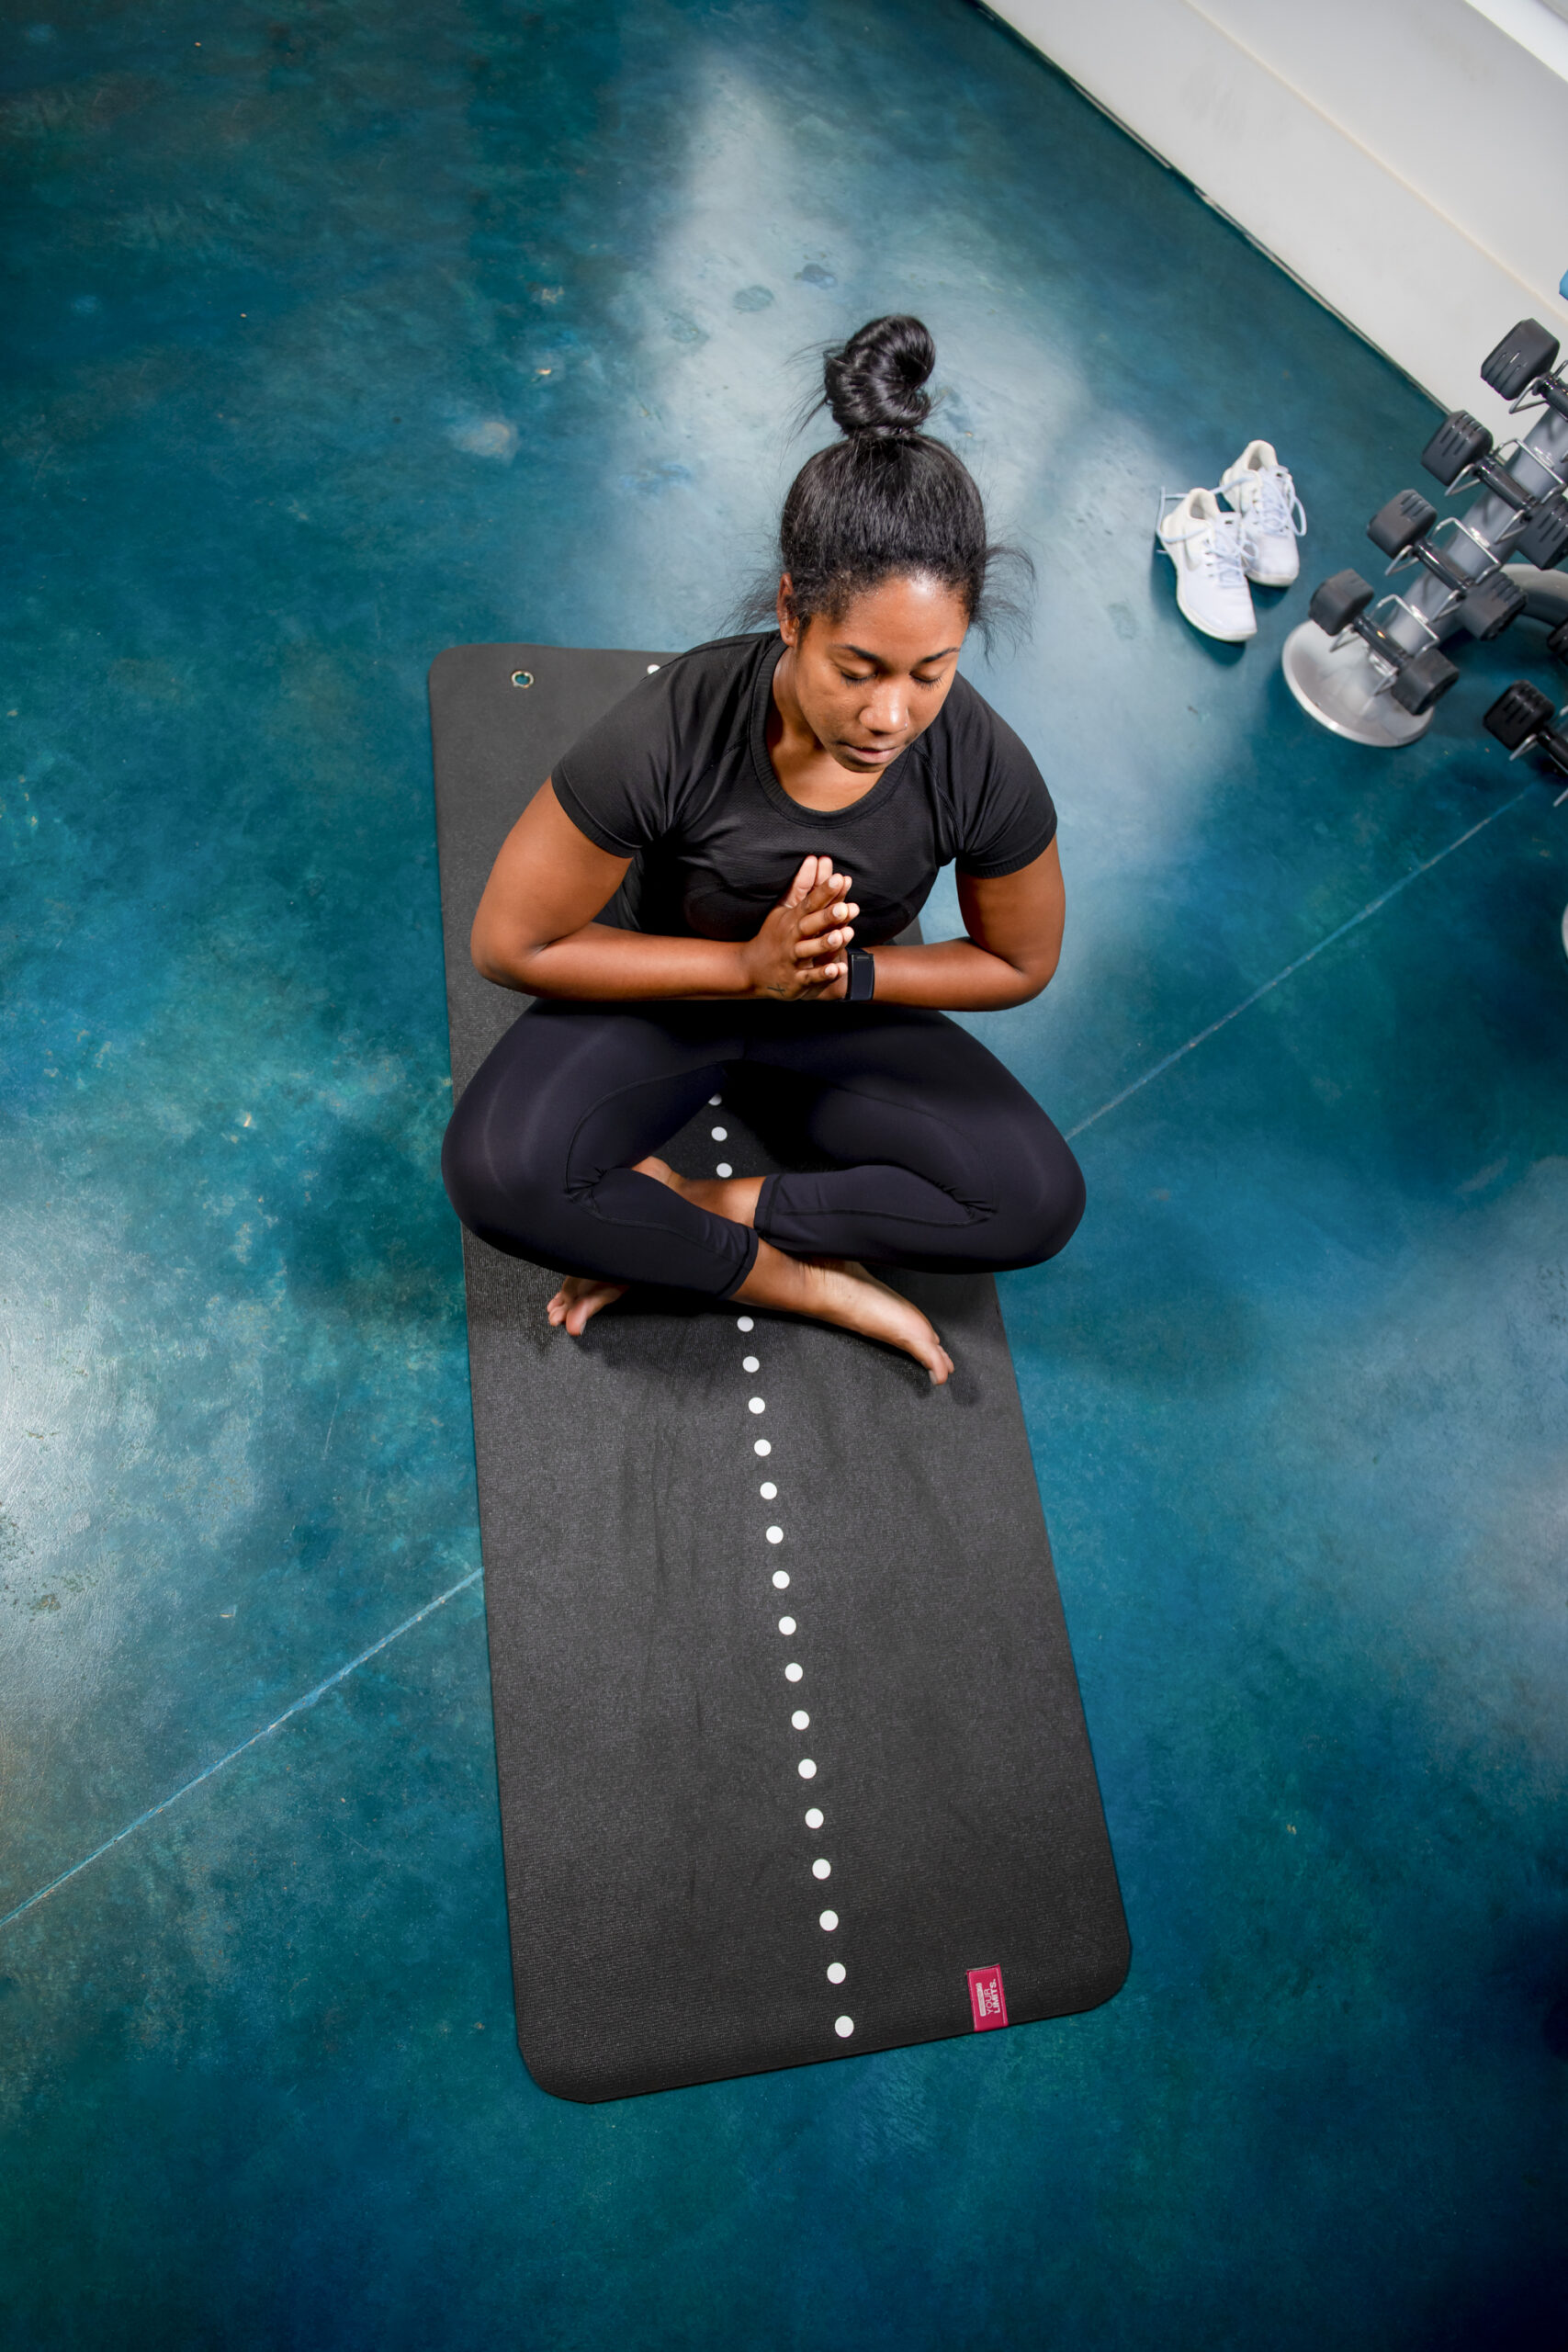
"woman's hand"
738,855,860,1001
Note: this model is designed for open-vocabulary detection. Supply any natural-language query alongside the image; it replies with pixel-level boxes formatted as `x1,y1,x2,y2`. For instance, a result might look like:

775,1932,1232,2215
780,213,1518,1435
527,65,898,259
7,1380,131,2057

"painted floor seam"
1065,784,1539,1143
0,1566,484,1934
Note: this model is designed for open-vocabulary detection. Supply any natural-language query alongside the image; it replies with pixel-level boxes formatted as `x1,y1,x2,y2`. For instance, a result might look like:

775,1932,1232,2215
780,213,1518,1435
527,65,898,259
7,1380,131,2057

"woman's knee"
441,1086,562,1251
440,1089,492,1227
988,1124,1086,1267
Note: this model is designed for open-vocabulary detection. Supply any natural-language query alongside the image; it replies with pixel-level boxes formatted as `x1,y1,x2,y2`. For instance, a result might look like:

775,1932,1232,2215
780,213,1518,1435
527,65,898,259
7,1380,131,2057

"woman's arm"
471,783,1063,1012
469,783,858,1001
861,841,1065,1012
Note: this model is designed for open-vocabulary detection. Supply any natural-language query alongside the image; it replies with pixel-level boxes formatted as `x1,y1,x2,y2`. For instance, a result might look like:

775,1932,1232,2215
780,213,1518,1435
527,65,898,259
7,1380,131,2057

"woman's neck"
767,643,885,812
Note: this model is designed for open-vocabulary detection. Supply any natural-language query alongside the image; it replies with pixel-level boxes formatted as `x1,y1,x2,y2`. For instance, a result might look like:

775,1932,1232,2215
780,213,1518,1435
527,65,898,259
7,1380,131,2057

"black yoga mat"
429,642,1129,2102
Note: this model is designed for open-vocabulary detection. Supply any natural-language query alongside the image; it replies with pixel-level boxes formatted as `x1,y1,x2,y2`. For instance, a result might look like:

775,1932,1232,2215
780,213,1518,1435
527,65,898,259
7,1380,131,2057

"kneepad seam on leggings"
561,1068,728,1201
792,1079,1005,1219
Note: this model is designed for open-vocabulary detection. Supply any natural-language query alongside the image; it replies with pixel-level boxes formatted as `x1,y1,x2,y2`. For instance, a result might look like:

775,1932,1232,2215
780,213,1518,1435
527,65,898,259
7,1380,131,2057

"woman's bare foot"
547,1158,757,1340
547,1274,628,1334
562,1167,951,1381
634,1154,762,1227
738,1241,953,1385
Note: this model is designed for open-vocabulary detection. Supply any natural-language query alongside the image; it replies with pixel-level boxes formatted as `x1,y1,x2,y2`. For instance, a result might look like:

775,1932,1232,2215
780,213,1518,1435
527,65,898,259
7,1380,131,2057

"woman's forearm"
480,925,1052,1010
477,921,752,1001
863,937,1055,1012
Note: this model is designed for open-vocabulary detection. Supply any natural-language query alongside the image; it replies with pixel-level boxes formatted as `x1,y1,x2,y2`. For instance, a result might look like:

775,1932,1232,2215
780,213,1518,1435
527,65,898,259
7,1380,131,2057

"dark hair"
739,315,1031,652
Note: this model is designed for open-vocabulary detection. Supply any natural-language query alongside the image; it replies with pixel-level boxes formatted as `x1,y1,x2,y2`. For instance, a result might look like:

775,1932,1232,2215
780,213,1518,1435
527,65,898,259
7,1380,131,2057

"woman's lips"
840,741,902,763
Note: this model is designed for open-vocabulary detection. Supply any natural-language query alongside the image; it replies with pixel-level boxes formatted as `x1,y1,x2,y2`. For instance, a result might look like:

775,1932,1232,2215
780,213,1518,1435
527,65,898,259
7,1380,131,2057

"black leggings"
441,1001,1085,1300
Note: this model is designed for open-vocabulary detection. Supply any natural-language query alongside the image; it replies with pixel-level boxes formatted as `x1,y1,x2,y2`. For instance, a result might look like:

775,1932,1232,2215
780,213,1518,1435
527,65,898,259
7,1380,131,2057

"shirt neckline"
747,636,914,829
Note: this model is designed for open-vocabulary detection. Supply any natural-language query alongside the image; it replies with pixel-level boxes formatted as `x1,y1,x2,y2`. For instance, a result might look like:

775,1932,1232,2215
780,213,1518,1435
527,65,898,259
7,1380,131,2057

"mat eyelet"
511,670,534,689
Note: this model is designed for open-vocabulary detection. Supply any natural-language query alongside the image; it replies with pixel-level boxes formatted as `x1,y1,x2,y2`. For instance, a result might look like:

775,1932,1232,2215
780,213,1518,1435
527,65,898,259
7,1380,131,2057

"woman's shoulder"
667,629,777,668
919,673,1055,870
651,629,775,703
558,632,770,768
634,631,775,765
923,671,1040,780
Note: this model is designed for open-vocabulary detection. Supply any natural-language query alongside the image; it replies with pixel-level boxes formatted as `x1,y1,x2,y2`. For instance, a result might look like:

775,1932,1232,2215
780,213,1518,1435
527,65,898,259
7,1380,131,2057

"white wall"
990,0,1568,425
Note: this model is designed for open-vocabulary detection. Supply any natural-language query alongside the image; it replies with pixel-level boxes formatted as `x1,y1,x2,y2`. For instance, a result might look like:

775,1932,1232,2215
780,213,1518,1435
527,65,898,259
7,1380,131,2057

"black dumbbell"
1423,411,1495,488
1421,410,1535,511
1458,571,1527,640
1366,490,1524,639
1368,490,1438,558
1549,619,1568,667
1483,680,1568,778
1308,569,1461,715
1310,570,1377,636
1482,319,1562,403
1515,496,1568,571
1482,316,1568,426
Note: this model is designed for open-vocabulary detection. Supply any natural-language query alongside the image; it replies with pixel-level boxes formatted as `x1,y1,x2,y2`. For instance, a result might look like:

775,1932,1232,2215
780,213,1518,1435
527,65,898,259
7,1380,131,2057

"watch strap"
844,945,875,1003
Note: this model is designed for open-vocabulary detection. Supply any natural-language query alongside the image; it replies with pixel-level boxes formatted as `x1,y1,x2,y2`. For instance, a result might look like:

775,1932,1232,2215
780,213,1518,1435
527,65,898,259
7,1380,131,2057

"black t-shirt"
551,632,1056,945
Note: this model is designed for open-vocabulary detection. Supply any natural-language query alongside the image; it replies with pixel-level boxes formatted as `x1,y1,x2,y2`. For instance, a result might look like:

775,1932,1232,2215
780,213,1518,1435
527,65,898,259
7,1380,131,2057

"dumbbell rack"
1281,319,1568,748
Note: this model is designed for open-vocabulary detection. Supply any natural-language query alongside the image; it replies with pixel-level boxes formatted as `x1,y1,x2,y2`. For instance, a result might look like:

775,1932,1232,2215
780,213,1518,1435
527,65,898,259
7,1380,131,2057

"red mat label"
967,1965,1008,2031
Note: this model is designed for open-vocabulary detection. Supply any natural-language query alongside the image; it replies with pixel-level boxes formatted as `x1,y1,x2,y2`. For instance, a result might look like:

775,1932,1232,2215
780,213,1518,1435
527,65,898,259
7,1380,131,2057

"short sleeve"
551,669,678,857
953,699,1057,878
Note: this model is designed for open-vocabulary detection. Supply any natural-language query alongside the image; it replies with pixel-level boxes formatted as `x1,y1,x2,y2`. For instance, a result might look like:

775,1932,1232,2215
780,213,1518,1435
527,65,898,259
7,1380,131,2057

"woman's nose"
860,687,907,737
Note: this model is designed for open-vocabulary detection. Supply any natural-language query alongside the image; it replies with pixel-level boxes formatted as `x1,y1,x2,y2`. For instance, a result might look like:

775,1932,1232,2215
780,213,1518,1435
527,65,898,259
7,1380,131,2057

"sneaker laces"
1249,465,1306,540
1201,514,1249,595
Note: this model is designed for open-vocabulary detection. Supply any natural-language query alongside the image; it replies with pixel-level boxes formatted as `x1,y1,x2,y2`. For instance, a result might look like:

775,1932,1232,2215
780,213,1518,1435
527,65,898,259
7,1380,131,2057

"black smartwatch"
844,945,875,1002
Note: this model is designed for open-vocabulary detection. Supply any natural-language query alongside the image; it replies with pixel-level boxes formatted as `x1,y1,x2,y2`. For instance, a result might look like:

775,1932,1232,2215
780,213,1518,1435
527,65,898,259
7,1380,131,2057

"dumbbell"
1482,318,1566,414
1307,569,1460,715
1483,680,1568,780
1421,412,1568,567
1366,490,1526,639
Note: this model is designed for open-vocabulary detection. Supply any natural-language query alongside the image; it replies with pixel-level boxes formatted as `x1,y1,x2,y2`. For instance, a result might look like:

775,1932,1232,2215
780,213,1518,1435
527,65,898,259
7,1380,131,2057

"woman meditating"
442,315,1084,1385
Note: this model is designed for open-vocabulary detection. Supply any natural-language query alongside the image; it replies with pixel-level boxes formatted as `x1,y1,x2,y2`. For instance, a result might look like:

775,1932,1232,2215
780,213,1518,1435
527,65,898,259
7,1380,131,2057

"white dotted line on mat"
708,1096,732,1178
731,1229,853,2046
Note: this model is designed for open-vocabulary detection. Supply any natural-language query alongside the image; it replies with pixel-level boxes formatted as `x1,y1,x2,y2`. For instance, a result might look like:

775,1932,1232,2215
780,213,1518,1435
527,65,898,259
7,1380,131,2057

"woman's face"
777,571,970,776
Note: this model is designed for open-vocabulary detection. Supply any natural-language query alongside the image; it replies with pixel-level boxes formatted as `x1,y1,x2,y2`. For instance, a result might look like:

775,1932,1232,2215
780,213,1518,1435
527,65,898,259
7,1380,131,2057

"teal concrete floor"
3,1,1567,2344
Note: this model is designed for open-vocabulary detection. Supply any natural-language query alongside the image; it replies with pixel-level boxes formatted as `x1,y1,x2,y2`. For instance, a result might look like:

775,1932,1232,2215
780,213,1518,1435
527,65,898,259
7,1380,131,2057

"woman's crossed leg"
441,1001,1082,1384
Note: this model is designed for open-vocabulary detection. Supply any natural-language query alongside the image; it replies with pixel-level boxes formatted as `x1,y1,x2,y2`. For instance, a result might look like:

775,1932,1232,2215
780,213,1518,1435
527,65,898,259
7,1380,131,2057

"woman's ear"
775,573,799,645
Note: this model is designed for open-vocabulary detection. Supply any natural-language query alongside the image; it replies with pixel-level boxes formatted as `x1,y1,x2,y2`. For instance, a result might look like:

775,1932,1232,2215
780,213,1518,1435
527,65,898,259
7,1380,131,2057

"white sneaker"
1156,488,1256,641
1218,440,1306,586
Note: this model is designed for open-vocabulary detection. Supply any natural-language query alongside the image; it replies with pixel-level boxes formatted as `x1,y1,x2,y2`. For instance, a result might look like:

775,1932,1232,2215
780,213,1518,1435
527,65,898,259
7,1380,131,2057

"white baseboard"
989,0,1568,427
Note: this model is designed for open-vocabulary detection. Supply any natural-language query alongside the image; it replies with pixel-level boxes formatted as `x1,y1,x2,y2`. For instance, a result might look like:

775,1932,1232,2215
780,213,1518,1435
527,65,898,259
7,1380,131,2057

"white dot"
805,1806,824,1828
826,1961,845,1984
812,1859,831,1881
819,1910,838,1931
709,1095,722,1106
648,663,662,673
711,1126,728,1142
716,1162,733,1178
742,1355,760,1373
834,2015,854,2038
759,1480,777,1499
798,1758,817,1778
748,1397,765,1415
778,1615,796,1634
736,1316,753,1331
791,1709,809,1730
754,1439,771,1456
784,1662,803,1682
773,1569,790,1589
766,1525,784,1544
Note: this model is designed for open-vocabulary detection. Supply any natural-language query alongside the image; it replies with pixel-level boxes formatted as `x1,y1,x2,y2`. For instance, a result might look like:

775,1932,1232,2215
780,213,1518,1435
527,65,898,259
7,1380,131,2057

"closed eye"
837,669,948,688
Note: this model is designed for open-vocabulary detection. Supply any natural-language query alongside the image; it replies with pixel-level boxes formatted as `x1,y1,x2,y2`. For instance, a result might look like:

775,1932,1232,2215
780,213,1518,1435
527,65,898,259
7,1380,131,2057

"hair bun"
822,315,935,438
